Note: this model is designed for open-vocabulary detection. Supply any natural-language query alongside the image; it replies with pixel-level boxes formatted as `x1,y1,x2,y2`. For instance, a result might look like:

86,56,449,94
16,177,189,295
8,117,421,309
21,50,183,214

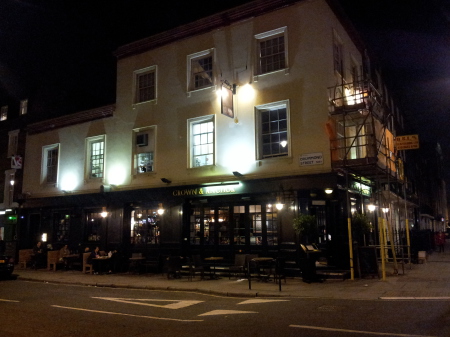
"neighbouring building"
17,0,427,269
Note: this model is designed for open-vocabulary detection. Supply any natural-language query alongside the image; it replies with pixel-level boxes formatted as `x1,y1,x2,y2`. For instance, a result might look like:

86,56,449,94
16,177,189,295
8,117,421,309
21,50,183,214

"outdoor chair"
228,254,247,279
165,256,183,279
82,252,93,274
191,254,211,280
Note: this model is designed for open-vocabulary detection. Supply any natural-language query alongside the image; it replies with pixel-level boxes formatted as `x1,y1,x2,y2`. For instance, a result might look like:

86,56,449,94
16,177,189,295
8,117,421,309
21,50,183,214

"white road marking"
52,305,203,322
0,298,19,302
380,297,450,300
199,310,257,316
290,324,437,337
92,297,202,309
237,299,290,305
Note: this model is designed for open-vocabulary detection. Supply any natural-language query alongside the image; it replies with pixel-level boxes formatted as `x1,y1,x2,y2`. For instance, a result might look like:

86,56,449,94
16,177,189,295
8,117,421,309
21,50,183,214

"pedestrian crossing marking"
238,299,290,305
199,310,257,316
92,297,203,309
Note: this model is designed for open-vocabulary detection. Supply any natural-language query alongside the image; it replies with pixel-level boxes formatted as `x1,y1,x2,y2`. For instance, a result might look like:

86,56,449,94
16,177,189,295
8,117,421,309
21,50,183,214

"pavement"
12,245,450,300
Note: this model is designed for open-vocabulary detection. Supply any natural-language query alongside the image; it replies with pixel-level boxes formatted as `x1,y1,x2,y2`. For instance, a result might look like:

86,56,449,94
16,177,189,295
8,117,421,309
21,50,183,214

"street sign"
394,134,419,150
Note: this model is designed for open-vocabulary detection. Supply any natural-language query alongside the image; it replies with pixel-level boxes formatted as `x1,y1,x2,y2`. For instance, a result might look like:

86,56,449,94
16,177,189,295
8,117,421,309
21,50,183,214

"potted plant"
351,212,372,245
293,213,317,244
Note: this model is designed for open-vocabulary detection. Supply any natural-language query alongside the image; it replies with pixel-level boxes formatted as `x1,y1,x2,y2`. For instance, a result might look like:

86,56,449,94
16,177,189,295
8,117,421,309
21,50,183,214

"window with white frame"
188,50,214,91
256,101,289,159
189,116,214,167
255,27,287,75
134,66,156,104
42,144,59,184
0,106,8,121
7,130,19,158
133,126,156,174
86,136,105,179
333,32,344,76
20,99,28,115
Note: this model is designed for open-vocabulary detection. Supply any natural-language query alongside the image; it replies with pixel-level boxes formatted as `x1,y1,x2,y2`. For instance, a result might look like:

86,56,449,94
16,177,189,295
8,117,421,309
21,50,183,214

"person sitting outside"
59,244,71,269
32,241,46,269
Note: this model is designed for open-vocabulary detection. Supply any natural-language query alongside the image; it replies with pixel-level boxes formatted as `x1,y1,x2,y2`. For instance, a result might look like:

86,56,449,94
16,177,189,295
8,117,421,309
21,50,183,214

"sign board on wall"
394,134,419,150
300,152,323,166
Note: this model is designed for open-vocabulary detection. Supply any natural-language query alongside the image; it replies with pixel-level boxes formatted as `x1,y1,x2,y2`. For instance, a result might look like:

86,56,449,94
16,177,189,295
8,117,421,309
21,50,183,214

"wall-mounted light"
233,171,244,177
367,204,376,212
325,188,333,194
101,207,108,218
157,203,165,215
41,233,47,242
10,180,15,186
161,178,172,184
381,207,389,213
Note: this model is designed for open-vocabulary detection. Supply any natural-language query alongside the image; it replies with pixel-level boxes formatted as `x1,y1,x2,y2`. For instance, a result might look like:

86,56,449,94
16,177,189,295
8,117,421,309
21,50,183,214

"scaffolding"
327,78,412,278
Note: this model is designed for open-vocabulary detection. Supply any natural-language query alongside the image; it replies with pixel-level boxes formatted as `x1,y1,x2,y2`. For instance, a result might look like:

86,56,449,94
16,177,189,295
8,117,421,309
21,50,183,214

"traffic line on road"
0,298,19,302
290,324,437,337
92,297,203,309
199,310,257,316
380,297,450,300
237,299,289,305
52,305,203,322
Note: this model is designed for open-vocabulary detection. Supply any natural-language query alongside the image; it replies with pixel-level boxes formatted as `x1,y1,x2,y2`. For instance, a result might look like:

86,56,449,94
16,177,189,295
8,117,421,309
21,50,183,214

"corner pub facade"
17,0,411,269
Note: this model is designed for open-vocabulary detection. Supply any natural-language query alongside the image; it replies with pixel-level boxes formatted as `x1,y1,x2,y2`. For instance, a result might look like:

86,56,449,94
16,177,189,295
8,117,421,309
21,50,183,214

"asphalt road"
0,279,449,337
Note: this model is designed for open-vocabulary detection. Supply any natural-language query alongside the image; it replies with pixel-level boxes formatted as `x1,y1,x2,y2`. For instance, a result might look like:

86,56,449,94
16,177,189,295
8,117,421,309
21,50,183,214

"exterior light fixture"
381,208,389,213
101,207,108,218
233,171,244,177
325,188,333,194
10,180,14,186
161,178,171,184
41,233,47,242
157,203,165,215
275,203,284,210
367,204,376,212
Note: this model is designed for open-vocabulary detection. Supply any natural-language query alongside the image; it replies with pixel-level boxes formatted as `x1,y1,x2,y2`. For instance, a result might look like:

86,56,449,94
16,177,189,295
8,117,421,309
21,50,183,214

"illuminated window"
188,50,214,91
134,127,156,174
134,66,156,103
256,101,290,159
255,27,287,75
86,135,105,179
130,208,161,245
189,116,214,167
42,144,59,184
20,99,28,115
0,106,8,121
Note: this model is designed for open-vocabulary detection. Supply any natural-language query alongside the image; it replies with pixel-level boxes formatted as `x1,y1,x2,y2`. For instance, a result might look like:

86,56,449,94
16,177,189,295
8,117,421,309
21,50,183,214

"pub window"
130,208,161,245
86,211,104,242
54,213,70,243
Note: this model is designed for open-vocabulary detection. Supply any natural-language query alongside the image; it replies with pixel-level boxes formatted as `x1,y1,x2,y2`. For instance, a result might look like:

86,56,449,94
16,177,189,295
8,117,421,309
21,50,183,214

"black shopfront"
16,173,369,268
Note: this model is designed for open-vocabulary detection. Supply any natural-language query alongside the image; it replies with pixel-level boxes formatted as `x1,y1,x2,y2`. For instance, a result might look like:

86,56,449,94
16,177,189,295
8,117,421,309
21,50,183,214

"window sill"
186,85,216,97
132,98,157,107
253,67,289,82
257,155,293,165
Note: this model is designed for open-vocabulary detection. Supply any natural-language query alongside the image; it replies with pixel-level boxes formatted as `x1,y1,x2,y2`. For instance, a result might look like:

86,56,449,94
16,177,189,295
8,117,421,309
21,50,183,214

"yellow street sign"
394,134,419,150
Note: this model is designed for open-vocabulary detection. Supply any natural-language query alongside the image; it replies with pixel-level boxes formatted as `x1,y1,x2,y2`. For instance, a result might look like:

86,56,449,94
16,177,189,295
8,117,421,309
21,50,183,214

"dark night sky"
1,0,449,172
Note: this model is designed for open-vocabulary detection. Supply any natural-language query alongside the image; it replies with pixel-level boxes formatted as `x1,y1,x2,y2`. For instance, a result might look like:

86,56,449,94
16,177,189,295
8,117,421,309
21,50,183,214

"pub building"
15,0,416,272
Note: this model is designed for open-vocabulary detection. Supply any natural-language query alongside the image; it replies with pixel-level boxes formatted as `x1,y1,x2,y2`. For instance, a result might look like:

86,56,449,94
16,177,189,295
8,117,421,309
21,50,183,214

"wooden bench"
47,250,63,271
18,249,33,269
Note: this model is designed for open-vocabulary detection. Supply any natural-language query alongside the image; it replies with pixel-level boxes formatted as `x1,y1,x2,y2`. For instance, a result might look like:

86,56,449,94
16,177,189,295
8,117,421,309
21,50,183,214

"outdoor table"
62,254,80,270
93,256,111,274
205,256,224,279
248,257,275,289
128,256,145,274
